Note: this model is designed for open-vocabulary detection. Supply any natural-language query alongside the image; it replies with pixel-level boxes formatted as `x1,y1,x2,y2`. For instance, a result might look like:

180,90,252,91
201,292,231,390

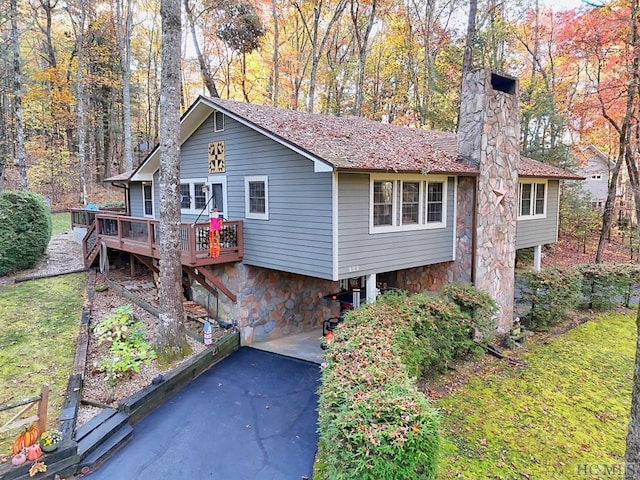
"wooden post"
147,219,154,253
188,225,196,264
37,384,48,434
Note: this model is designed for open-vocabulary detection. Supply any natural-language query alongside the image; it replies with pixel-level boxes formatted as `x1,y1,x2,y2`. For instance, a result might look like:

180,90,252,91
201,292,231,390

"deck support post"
366,274,377,303
533,244,542,272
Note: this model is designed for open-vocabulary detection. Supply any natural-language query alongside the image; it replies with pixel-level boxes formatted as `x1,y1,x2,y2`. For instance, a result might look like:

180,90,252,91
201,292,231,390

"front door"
208,177,227,220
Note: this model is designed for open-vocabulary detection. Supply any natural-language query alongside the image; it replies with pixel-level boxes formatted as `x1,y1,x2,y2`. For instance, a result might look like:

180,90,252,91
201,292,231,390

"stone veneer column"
457,69,520,333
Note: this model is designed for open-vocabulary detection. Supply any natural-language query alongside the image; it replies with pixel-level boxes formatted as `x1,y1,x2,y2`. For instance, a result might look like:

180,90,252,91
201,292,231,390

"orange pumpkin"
11,425,40,455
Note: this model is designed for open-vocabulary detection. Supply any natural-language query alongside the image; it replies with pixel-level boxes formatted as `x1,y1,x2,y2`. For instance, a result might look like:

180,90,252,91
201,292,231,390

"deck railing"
70,207,127,229
89,213,243,267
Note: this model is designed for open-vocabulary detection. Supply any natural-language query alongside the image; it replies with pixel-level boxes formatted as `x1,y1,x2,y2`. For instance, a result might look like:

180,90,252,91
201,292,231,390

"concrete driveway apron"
82,348,320,480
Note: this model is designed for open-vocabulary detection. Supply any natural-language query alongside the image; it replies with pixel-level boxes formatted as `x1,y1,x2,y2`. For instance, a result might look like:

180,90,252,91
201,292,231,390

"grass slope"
0,272,87,456
51,212,71,235
436,312,635,479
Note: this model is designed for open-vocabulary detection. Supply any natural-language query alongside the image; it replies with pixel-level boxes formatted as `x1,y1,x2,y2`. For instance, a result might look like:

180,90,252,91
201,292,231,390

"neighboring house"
570,144,635,224
84,69,579,346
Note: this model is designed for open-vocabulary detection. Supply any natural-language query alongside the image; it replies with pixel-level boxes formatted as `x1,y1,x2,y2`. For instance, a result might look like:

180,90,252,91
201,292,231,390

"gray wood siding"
575,156,610,204
516,180,560,249
129,183,144,218
337,173,456,278
179,113,335,279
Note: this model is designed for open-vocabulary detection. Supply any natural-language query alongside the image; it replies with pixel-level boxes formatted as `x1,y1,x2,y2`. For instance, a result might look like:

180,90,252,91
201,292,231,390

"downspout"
110,181,130,215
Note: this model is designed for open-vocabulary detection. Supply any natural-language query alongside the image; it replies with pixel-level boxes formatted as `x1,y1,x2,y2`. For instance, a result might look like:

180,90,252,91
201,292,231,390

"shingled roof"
205,96,581,180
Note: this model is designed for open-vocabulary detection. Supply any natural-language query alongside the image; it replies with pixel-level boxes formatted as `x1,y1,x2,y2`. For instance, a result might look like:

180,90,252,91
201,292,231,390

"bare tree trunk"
75,0,87,204
241,53,250,102
596,152,624,263
0,79,6,192
157,0,189,364
457,0,477,131
145,15,160,151
625,1,640,476
293,0,347,113
626,308,640,479
11,0,27,191
270,0,279,106
37,0,57,69
350,0,377,117
117,0,134,171
184,0,219,97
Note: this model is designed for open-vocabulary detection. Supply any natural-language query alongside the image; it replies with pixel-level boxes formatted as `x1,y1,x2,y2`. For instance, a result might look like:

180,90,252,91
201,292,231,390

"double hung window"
180,179,208,214
519,180,547,218
245,176,269,220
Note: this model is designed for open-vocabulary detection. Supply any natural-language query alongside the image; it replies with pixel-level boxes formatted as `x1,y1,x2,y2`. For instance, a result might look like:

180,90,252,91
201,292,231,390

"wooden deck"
79,212,243,268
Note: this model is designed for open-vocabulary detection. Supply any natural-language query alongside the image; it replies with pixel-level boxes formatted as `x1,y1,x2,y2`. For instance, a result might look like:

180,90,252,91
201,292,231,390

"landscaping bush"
0,190,51,276
93,305,156,401
441,282,498,344
516,267,582,331
577,263,640,309
317,285,502,478
396,293,475,377
317,297,440,480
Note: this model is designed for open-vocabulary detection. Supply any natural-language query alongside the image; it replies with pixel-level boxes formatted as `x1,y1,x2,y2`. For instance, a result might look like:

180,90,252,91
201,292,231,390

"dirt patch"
77,268,229,426
540,233,637,268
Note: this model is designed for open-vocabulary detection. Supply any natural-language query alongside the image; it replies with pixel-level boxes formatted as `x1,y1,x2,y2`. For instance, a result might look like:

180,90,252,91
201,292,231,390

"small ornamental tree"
0,190,51,276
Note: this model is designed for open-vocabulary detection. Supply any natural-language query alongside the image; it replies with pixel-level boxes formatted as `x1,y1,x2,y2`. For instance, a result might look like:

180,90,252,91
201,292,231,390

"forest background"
0,0,632,208
0,0,632,215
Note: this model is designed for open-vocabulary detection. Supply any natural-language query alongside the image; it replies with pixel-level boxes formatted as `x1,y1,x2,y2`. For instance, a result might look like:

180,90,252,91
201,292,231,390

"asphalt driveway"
82,348,320,480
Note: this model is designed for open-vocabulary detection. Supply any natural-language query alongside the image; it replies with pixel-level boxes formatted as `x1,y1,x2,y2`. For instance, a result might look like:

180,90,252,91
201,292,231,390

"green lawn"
51,211,71,235
0,273,87,456
435,312,635,479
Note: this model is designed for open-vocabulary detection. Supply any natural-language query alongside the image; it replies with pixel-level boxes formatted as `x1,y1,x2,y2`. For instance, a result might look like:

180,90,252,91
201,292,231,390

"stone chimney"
457,69,520,333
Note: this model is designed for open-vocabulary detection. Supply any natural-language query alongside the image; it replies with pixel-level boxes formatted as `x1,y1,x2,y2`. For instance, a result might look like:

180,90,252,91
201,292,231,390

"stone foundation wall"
191,264,339,345
396,262,451,293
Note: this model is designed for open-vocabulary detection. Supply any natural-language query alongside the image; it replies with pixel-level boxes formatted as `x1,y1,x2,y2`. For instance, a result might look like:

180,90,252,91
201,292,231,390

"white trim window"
370,175,448,232
245,175,269,220
180,178,208,214
142,182,154,217
518,180,547,219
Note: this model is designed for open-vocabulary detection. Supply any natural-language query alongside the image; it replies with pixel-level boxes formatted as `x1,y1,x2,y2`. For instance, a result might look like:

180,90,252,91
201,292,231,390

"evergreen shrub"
577,263,640,309
0,190,51,276
516,267,582,330
317,295,440,480
441,282,498,344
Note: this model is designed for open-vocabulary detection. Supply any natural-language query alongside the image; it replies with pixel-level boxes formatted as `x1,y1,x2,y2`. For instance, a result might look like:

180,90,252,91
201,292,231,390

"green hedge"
517,264,640,331
577,263,640,310
516,267,582,331
318,299,440,480
0,190,51,276
441,282,498,344
317,285,497,479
